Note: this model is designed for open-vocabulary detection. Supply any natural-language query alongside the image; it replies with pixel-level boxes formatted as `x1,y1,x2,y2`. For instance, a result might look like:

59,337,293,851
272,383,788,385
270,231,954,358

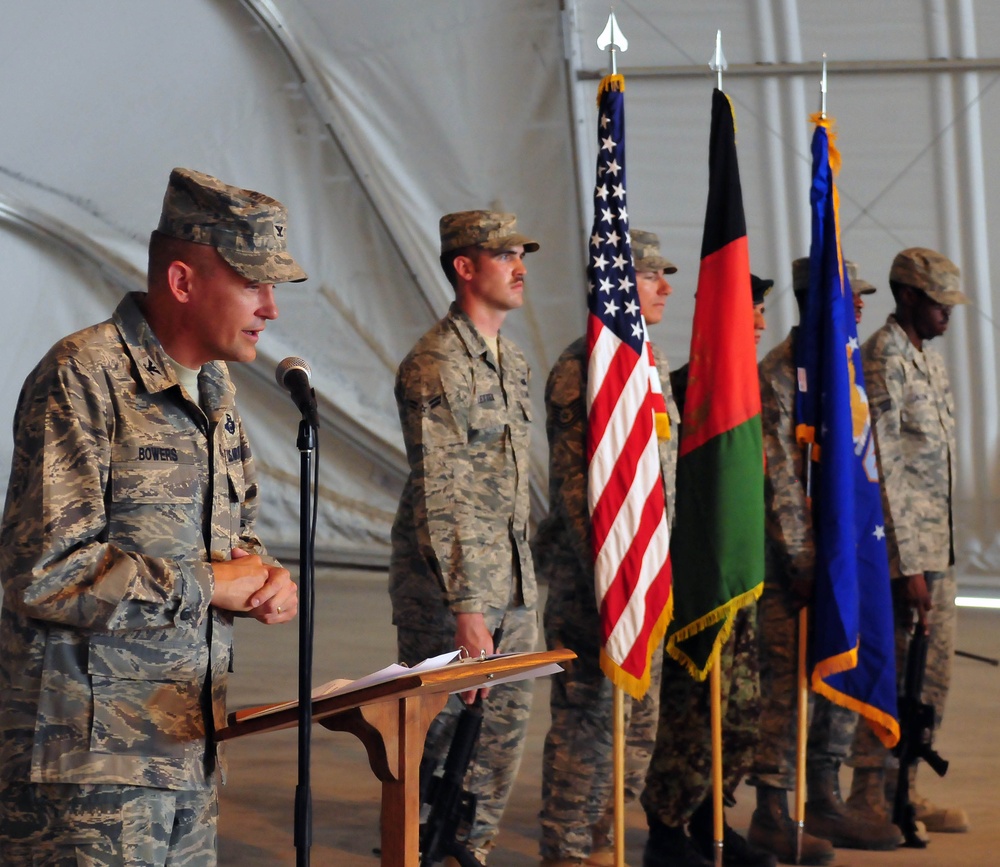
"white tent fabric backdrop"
0,0,998,592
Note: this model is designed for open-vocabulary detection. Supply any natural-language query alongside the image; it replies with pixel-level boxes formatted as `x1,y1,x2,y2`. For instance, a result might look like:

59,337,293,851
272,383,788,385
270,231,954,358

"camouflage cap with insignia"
631,229,677,274
439,210,539,255
751,274,773,305
890,246,967,305
156,167,307,284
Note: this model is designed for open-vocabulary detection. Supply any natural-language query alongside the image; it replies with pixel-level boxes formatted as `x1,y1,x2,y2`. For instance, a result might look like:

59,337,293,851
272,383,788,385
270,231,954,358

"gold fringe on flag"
811,113,846,276
665,582,764,681
812,646,901,748
600,590,673,699
810,112,841,176
597,73,626,104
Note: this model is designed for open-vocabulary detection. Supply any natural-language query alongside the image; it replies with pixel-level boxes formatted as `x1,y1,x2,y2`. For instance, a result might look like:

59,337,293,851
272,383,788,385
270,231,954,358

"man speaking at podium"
0,168,304,866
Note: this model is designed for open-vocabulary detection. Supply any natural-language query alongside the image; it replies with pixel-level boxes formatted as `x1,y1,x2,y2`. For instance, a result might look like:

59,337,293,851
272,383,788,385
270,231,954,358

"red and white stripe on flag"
587,316,673,699
585,75,672,699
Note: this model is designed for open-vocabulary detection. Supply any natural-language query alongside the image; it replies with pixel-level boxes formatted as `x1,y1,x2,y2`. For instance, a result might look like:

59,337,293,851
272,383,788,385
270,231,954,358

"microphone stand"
294,418,316,867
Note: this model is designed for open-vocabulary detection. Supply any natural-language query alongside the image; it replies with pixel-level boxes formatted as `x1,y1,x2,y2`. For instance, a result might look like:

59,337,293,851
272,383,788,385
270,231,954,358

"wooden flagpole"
710,646,724,867
613,686,626,867
794,608,809,864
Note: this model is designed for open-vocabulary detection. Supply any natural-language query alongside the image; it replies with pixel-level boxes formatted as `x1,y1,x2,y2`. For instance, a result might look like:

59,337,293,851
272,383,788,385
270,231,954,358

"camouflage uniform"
535,337,678,862
0,167,304,867
0,293,266,865
641,281,768,829
390,301,538,858
623,655,662,801
746,332,858,792
641,606,761,825
850,315,957,768
0,783,217,866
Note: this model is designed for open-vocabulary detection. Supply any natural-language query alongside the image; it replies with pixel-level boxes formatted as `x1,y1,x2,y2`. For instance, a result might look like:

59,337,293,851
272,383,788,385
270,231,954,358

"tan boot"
911,792,970,833
846,767,889,821
805,765,900,850
747,786,834,865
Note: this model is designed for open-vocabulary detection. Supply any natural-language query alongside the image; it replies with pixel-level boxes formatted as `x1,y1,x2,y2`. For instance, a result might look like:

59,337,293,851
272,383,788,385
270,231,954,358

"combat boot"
846,766,890,820
804,764,900,850
903,766,969,833
642,815,711,867
911,791,970,833
688,796,776,867
746,785,834,866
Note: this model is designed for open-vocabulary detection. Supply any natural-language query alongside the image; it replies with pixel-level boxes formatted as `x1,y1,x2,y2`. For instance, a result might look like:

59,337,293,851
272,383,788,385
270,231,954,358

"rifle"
891,605,949,848
419,628,502,867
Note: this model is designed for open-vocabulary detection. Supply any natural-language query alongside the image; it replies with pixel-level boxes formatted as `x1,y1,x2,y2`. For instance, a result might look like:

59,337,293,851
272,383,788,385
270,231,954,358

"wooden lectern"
218,648,574,866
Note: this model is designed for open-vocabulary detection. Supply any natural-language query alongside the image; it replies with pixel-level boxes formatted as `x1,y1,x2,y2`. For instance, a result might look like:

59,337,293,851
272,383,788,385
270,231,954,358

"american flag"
586,75,673,698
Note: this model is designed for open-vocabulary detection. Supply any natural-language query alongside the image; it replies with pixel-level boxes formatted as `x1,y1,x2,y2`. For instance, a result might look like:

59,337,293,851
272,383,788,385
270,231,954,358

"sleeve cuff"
177,559,214,626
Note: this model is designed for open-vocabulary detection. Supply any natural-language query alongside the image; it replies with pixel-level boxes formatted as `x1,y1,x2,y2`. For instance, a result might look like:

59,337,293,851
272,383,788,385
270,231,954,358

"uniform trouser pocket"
1,783,217,867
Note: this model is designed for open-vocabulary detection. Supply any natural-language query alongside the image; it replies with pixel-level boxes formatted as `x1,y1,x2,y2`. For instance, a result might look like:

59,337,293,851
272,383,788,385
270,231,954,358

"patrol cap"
890,247,967,305
156,167,307,284
843,260,877,295
631,229,677,274
439,210,539,255
791,258,872,295
751,274,773,305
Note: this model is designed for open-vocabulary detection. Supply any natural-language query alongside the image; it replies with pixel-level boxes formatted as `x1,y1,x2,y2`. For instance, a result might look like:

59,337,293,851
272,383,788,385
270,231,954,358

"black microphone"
275,356,320,428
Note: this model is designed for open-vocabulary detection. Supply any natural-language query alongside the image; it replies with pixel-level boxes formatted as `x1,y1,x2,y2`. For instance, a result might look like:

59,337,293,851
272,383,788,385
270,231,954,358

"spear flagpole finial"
820,53,828,119
708,29,728,90
597,9,628,76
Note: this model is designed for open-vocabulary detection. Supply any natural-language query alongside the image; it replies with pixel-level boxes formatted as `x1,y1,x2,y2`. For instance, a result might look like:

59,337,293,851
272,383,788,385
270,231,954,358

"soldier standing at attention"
389,210,540,865
534,230,678,867
851,271,877,326
640,273,775,867
0,168,303,866
746,260,900,866
846,248,969,834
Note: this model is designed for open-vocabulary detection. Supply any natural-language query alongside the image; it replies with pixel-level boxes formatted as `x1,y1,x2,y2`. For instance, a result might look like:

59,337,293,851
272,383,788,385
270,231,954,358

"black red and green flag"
665,89,764,678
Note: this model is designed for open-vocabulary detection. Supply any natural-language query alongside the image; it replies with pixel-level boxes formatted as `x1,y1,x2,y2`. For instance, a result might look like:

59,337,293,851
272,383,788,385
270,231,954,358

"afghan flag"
795,114,899,747
665,89,764,679
586,73,673,699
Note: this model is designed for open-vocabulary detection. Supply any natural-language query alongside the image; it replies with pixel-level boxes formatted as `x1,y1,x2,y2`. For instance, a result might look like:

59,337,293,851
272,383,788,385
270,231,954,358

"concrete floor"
218,570,1000,866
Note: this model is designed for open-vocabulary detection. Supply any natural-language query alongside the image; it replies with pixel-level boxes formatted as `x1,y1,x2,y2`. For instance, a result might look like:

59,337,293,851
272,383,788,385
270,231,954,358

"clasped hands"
210,546,298,624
